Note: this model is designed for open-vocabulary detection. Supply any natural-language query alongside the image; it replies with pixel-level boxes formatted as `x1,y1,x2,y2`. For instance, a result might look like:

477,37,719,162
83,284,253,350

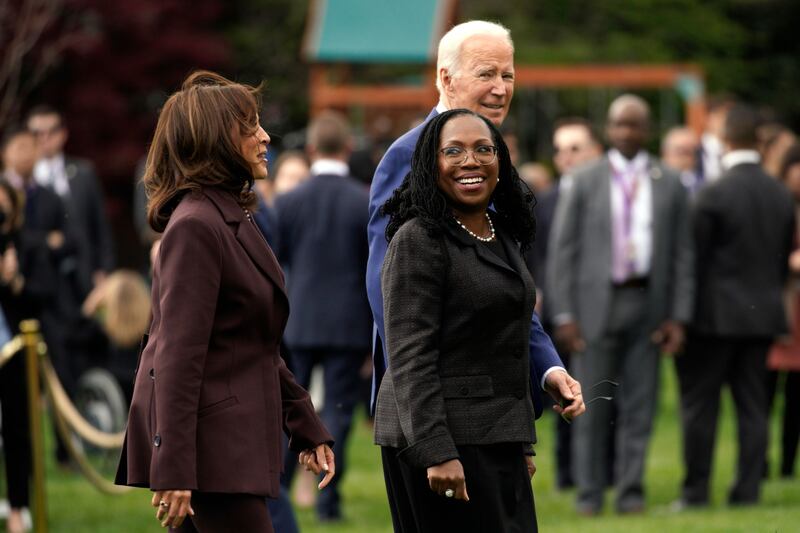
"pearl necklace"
454,213,495,242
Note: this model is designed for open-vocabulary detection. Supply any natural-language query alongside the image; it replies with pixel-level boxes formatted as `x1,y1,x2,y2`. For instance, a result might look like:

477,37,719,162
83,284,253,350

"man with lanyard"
548,94,694,515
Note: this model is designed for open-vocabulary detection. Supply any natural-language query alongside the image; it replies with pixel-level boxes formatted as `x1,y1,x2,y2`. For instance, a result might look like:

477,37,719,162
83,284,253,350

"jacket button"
153,434,161,447
149,368,155,380
514,353,523,359
515,390,524,400
460,387,469,396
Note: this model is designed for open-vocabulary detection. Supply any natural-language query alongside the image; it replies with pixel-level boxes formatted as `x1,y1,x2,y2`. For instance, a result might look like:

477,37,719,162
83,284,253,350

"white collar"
435,101,449,114
310,159,349,177
608,149,649,174
721,149,761,171
702,133,722,154
39,153,65,169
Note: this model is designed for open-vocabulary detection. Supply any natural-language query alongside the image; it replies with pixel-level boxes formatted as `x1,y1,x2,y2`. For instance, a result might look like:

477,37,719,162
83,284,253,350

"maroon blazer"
116,187,332,497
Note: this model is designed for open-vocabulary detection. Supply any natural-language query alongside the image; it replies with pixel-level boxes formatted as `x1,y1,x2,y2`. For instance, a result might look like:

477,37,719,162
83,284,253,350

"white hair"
436,20,514,95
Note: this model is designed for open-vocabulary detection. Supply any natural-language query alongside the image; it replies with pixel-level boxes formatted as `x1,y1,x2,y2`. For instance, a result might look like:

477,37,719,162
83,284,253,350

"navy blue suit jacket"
366,108,564,417
275,173,372,351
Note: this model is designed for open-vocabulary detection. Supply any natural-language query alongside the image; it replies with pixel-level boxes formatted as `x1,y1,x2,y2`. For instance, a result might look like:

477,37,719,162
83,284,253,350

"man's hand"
554,321,585,353
545,369,585,422
651,320,685,356
46,230,64,250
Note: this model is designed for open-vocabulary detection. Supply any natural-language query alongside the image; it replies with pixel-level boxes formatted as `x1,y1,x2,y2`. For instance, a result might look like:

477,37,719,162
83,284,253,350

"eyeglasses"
554,144,585,155
29,125,62,138
439,145,498,166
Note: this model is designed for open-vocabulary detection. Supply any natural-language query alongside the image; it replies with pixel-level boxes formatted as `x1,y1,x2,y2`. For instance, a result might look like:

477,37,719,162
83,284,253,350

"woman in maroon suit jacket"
116,71,335,532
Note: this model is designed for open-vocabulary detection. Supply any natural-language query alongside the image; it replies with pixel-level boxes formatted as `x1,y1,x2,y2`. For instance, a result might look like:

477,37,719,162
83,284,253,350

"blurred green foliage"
462,0,800,126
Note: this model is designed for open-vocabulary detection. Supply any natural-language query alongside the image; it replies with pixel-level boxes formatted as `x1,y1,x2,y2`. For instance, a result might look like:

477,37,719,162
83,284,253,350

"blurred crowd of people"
0,108,152,532
520,94,800,515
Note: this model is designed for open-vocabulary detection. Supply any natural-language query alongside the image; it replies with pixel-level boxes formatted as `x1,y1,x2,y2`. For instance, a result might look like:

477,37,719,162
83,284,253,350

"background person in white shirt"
548,94,694,515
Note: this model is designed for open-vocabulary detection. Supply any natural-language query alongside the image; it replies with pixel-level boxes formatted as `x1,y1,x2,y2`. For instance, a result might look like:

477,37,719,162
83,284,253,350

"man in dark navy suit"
274,111,371,522
366,21,584,432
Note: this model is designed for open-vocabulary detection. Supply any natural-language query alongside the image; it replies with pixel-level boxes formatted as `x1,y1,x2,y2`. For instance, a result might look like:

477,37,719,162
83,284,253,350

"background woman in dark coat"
116,71,335,532
376,109,583,532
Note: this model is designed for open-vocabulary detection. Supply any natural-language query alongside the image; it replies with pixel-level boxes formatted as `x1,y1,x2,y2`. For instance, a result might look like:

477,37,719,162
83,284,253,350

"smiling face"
238,123,270,180
436,114,499,216
441,36,514,127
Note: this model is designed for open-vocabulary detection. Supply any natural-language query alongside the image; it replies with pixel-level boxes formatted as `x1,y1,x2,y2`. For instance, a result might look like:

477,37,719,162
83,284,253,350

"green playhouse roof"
304,0,450,63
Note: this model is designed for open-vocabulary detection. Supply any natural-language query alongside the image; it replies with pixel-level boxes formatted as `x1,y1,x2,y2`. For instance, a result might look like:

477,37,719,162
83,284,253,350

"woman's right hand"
427,458,469,501
151,489,194,528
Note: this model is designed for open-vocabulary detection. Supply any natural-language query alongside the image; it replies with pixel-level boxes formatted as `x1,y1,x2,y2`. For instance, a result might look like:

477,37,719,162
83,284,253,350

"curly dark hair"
382,108,536,249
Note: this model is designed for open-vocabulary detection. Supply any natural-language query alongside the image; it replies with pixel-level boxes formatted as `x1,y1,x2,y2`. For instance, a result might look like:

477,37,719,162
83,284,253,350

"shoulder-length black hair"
382,108,535,249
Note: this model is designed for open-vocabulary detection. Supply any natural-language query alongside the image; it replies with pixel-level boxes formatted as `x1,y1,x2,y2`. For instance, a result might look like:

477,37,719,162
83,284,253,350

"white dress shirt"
34,153,70,197
608,149,653,281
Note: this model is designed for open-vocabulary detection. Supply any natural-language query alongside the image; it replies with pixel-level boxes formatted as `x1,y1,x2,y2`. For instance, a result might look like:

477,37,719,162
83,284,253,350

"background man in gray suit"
548,94,694,515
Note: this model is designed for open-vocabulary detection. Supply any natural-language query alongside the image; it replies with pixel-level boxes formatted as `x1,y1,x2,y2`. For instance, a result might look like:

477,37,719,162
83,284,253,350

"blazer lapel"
649,160,667,257
597,158,613,274
204,188,289,303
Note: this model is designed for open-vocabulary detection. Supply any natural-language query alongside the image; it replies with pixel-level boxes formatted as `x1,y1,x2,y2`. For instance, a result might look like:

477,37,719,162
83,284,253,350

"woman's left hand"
151,489,193,528
299,443,336,489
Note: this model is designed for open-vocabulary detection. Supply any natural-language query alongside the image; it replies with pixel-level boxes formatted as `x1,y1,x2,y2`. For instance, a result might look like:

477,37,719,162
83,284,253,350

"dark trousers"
282,346,364,519
381,444,536,533
171,492,273,533
676,335,772,504
0,354,31,508
766,370,800,477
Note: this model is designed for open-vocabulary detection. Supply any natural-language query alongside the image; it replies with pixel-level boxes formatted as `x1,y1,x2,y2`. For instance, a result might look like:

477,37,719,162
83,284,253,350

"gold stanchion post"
21,320,47,533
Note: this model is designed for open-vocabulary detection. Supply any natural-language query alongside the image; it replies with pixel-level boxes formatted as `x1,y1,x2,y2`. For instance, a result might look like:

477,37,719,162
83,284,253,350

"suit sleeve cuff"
540,366,567,390
396,432,459,469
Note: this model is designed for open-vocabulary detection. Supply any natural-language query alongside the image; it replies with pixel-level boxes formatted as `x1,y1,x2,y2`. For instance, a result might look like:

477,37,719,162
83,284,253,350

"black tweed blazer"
374,214,537,469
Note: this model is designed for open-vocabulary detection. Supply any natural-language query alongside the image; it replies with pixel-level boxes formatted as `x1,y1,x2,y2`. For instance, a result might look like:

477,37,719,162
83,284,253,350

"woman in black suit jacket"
116,71,335,532
376,109,581,532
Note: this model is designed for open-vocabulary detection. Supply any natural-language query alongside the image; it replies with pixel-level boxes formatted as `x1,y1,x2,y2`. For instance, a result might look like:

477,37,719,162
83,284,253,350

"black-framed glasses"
439,145,498,166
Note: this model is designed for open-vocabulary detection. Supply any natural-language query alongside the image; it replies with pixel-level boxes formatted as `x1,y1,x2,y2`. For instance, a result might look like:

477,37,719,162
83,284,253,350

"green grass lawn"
9,361,800,532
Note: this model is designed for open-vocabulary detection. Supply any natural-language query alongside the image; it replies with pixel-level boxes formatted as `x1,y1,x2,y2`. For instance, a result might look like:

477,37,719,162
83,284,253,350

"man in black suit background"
27,105,115,465
676,104,795,508
274,110,371,522
27,105,114,298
